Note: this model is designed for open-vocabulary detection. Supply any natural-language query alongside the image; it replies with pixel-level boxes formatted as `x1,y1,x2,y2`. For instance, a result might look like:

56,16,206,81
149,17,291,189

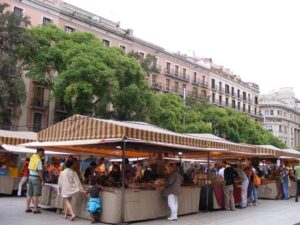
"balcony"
191,79,209,88
218,87,225,93
164,68,190,82
31,98,47,110
211,85,218,92
55,101,70,113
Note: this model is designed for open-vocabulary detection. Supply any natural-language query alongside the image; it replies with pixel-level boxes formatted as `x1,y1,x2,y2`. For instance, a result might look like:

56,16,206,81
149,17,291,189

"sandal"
33,210,42,214
25,208,32,213
70,216,76,221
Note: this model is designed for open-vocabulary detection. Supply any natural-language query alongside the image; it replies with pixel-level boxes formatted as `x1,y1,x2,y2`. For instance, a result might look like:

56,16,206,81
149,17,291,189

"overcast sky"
64,0,300,97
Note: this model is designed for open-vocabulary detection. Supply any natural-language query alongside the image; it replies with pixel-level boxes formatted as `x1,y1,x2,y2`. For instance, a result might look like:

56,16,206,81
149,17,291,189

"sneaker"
253,203,258,206
167,217,178,221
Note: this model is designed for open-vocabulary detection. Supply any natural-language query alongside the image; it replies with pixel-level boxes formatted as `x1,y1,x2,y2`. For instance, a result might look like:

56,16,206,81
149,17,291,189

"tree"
0,3,32,128
21,25,156,120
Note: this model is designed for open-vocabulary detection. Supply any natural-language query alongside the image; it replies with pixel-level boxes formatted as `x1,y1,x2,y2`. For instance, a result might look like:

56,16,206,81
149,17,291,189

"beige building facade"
259,88,300,148
1,0,260,131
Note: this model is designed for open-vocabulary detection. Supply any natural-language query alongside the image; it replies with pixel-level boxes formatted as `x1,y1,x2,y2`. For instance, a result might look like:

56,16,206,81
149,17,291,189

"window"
103,39,110,47
32,85,44,107
212,93,215,103
225,97,229,106
219,81,222,91
33,113,42,132
166,62,171,74
14,7,23,16
270,110,274,115
182,84,186,90
225,84,230,94
175,65,179,76
255,96,258,104
254,108,257,115
231,87,235,96
120,45,126,52
238,102,241,110
248,105,251,113
232,100,236,109
192,87,198,97
174,81,179,92
248,93,251,101
237,89,240,98
193,72,197,83
202,75,206,83
201,90,207,98
211,79,215,89
243,91,247,100
279,125,282,133
42,17,53,26
219,95,222,104
265,110,269,115
65,26,75,33
166,79,170,91
182,68,187,79
266,124,272,131
243,103,246,112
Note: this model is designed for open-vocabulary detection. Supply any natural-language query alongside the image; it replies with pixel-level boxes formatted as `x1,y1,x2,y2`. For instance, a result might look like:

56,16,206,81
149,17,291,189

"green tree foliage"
150,93,211,133
21,25,155,120
0,3,32,128
201,104,286,148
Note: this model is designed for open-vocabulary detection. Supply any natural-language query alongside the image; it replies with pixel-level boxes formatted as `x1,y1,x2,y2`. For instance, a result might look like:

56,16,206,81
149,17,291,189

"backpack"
253,174,261,186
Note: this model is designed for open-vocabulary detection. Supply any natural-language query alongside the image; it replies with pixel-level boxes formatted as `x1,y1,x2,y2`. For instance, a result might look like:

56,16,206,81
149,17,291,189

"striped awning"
36,115,256,154
0,130,37,145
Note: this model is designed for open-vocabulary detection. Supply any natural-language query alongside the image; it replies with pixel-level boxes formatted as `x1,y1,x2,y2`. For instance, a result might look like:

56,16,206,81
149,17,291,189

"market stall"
22,115,264,223
0,130,37,195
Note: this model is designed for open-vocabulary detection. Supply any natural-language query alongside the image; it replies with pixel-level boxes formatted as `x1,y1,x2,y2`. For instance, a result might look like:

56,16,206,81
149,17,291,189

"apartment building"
1,0,260,131
259,88,300,148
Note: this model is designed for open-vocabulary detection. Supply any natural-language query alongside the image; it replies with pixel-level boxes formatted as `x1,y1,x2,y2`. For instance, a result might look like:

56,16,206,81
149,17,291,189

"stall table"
0,176,20,195
258,181,296,199
40,184,201,224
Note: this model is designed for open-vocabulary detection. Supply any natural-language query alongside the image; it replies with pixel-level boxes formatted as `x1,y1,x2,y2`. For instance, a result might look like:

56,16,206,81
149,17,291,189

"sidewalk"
1,196,300,225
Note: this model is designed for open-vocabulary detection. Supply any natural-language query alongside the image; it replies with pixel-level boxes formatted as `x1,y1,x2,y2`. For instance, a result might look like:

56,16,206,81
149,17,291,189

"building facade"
259,88,300,148
1,0,261,131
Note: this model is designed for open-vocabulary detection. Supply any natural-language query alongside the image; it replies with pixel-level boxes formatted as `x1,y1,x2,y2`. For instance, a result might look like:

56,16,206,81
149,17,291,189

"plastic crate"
8,167,19,178
0,168,8,176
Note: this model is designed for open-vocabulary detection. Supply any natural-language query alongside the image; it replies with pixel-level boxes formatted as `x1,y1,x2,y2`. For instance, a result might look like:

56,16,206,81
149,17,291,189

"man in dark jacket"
162,163,183,221
223,163,238,211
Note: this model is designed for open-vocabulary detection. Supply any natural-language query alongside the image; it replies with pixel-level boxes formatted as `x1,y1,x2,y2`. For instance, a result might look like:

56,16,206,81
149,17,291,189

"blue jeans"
282,181,289,200
250,186,258,203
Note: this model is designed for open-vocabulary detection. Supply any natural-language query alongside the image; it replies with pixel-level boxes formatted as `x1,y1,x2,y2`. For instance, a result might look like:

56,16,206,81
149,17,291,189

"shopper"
58,159,84,221
295,164,300,202
26,148,44,213
235,165,249,208
84,177,103,224
162,163,183,221
223,163,238,211
280,166,289,200
17,158,30,196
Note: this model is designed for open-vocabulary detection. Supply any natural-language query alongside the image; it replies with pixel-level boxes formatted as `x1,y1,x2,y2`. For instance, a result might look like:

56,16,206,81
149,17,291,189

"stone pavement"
1,196,300,225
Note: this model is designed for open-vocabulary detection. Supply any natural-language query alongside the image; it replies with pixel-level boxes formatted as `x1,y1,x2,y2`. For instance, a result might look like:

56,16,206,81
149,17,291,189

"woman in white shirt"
58,159,84,221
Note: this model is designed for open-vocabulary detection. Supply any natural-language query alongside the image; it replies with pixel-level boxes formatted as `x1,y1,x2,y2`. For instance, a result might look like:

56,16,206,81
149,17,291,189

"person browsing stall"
26,148,45,214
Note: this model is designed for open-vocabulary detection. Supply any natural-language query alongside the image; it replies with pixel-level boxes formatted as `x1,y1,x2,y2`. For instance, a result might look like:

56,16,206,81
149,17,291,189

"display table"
40,184,201,224
0,176,20,195
258,181,296,199
199,185,241,210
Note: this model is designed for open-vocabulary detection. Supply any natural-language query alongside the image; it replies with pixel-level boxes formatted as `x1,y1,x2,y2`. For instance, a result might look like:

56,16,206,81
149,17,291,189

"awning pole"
120,139,126,224
206,151,210,211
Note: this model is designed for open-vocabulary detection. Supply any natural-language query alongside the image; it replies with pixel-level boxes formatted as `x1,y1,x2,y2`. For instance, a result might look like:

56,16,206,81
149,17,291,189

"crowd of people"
17,149,300,223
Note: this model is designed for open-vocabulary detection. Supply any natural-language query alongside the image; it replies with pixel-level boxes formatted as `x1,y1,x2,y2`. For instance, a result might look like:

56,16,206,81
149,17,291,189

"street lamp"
178,152,183,164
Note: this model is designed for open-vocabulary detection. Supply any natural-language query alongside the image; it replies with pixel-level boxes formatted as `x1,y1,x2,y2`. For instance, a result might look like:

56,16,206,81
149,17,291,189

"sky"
64,0,300,97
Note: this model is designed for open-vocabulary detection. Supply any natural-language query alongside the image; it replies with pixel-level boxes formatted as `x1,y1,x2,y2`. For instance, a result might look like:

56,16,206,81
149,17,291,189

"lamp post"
178,152,182,165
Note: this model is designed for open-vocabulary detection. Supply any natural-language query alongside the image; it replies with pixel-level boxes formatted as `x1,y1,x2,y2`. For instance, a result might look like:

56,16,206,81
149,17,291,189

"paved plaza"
1,196,300,225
